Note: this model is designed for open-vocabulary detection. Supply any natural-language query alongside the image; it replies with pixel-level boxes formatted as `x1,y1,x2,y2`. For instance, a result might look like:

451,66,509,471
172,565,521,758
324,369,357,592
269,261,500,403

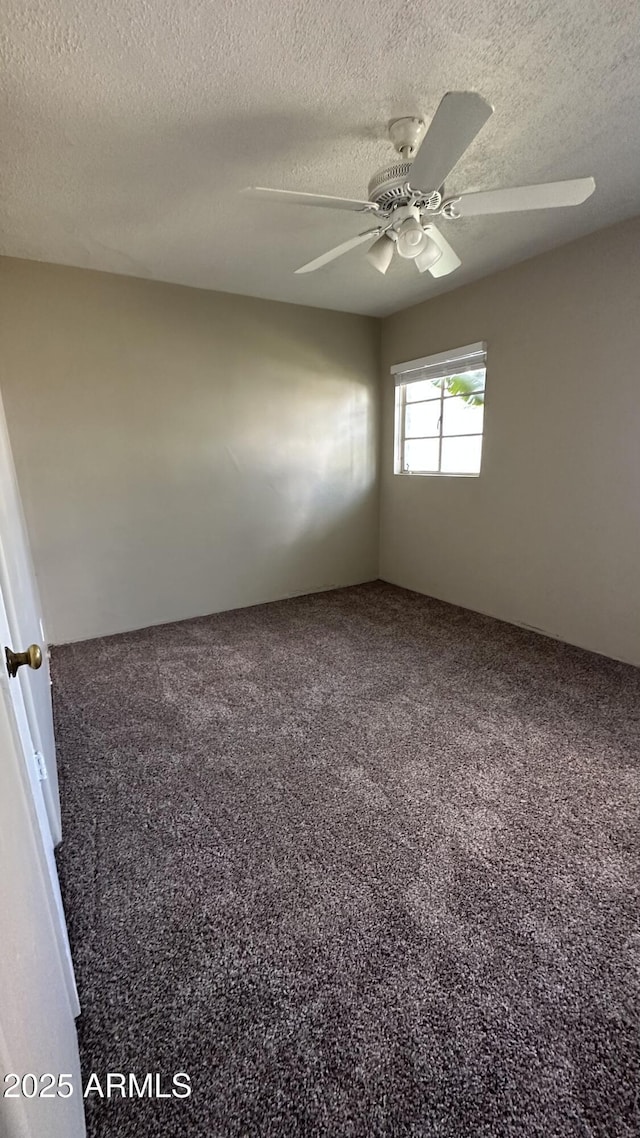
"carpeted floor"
53,581,640,1138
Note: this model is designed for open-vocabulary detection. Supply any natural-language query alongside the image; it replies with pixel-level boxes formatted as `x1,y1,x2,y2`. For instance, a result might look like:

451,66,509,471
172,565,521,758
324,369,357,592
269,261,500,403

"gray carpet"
53,581,640,1138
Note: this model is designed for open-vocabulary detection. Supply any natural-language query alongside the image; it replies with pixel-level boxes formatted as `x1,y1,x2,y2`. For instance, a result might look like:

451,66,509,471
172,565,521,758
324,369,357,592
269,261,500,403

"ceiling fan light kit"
242,92,596,283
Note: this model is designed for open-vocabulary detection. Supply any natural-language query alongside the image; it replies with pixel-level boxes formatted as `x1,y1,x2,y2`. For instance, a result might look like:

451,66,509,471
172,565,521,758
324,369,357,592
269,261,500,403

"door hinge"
34,751,48,781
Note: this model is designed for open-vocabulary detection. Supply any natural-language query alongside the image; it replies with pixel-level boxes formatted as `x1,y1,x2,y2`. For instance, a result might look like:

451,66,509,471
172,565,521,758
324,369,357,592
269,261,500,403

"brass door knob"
5,643,43,678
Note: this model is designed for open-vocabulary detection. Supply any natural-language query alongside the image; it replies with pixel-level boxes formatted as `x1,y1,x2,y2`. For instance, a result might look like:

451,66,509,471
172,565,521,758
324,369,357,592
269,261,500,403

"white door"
0,596,85,1137
0,391,61,845
0,582,79,1017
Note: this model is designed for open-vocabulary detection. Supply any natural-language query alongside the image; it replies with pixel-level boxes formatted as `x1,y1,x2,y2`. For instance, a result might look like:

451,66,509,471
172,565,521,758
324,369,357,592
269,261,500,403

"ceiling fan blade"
424,224,461,277
295,228,382,274
242,187,379,213
409,92,493,193
450,177,596,217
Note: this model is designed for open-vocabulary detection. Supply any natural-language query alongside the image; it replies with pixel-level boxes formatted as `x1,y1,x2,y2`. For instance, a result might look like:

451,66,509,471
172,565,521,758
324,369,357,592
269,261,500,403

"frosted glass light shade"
396,218,429,259
366,234,394,274
415,237,443,273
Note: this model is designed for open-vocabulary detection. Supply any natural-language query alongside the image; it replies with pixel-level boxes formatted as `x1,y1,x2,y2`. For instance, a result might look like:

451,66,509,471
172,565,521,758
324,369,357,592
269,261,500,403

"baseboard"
377,575,639,669
50,574,381,646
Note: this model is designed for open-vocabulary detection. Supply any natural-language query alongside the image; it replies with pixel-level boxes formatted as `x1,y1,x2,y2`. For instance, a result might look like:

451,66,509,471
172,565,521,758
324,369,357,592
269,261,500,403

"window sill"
394,470,481,478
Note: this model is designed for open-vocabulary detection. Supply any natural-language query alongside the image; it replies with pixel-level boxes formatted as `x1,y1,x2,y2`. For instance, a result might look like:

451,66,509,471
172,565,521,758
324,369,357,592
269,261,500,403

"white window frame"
392,341,487,478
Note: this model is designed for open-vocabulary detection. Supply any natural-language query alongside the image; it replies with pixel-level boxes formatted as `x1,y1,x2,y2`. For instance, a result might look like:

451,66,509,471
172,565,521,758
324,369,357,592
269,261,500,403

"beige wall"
0,259,379,643
380,216,640,666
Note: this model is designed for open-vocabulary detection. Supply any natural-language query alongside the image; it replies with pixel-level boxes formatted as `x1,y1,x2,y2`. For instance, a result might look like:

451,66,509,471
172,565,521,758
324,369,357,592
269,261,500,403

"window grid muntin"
404,368,485,403
403,433,483,441
406,387,486,406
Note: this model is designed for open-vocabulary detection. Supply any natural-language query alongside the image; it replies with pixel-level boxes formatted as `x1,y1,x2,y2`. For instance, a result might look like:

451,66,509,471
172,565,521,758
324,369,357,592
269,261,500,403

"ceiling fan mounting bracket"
388,117,426,158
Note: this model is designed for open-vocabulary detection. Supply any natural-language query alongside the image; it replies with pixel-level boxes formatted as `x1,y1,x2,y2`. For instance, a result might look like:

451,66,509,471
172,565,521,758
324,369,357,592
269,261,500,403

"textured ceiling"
1,0,639,317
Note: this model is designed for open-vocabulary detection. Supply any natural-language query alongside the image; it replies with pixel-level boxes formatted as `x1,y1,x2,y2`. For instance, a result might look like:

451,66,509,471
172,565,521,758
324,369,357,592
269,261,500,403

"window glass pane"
442,395,484,436
405,399,442,438
404,438,440,473
443,369,485,397
440,435,483,474
405,378,443,402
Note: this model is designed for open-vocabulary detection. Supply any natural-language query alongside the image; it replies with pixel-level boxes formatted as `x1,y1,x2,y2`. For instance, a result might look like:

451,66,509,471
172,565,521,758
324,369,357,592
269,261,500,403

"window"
392,341,487,476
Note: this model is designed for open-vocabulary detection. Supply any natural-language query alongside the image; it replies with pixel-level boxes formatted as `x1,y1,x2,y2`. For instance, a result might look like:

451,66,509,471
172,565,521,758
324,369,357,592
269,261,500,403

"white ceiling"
2,0,639,317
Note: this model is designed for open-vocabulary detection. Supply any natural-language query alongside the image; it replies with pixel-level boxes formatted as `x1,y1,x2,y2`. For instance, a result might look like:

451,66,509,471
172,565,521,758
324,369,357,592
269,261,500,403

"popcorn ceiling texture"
1,0,639,315
53,582,640,1137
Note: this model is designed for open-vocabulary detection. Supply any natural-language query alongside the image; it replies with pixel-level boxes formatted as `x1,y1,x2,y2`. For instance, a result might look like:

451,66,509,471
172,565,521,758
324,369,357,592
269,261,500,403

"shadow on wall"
57,311,376,639
0,258,379,643
226,314,376,543
62,362,377,641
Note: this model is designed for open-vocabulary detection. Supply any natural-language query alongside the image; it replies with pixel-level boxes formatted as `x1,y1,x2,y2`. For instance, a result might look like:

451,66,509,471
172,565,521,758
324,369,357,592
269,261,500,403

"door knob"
5,643,43,678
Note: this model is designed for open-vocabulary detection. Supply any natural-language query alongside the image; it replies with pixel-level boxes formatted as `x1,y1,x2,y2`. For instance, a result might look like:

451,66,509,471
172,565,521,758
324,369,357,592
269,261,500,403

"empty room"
0,1,639,1136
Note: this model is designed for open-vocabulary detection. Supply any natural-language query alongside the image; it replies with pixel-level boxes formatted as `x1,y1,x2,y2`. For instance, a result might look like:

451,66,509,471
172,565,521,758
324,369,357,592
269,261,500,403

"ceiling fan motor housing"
367,164,442,213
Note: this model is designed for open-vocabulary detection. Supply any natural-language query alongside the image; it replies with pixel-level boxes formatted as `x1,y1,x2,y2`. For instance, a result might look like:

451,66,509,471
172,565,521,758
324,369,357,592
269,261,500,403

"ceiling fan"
242,92,595,279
